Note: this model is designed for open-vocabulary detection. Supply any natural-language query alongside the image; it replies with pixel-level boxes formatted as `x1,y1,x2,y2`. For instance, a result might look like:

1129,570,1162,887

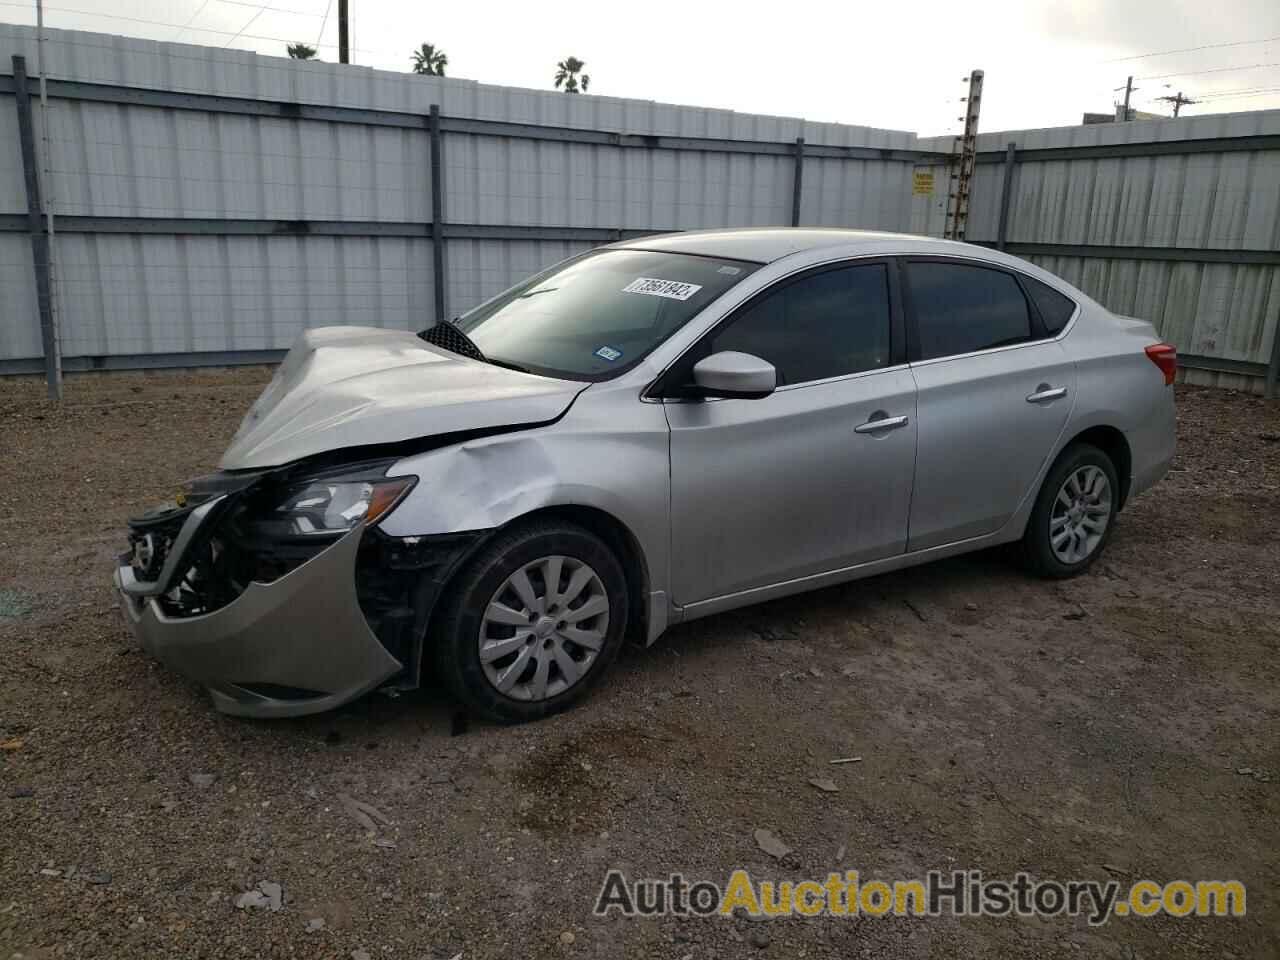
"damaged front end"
115,461,481,717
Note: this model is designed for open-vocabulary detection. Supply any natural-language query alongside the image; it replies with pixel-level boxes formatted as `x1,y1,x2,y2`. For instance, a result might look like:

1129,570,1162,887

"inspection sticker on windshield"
594,345,623,362
621,277,703,301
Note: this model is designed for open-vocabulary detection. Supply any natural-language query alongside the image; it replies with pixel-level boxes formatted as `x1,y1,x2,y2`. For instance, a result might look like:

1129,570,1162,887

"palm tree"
411,43,448,77
286,43,317,60
553,57,590,94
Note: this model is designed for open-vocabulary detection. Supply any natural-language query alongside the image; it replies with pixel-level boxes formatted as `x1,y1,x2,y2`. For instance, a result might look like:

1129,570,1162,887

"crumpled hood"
220,326,586,469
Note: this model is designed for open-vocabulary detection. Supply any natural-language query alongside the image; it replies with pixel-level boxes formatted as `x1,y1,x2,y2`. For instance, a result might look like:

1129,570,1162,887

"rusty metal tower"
944,69,984,241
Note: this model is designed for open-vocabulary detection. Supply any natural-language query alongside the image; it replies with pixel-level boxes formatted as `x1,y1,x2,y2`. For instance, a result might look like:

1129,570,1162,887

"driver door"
660,261,917,606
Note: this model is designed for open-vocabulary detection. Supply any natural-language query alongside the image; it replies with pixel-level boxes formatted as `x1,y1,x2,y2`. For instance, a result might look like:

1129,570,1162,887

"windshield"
454,249,760,380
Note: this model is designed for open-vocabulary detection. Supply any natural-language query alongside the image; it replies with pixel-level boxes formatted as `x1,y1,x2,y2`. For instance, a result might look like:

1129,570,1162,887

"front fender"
379,399,673,641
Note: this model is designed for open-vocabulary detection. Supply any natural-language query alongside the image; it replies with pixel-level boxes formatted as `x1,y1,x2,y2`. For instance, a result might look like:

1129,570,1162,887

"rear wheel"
431,520,628,723
1019,443,1119,578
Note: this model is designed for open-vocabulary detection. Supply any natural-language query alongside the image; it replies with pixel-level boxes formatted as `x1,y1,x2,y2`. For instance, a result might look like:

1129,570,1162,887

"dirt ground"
1,370,1278,960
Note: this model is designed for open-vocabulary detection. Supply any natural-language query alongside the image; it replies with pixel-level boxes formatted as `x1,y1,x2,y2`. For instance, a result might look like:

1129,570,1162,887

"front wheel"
431,520,629,723
1019,443,1119,578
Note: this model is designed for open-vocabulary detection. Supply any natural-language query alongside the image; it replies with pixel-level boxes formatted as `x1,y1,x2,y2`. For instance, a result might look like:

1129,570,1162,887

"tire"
1019,442,1120,579
430,519,629,724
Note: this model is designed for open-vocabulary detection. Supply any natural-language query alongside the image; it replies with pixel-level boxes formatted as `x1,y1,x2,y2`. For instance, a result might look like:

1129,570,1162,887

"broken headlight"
249,473,416,539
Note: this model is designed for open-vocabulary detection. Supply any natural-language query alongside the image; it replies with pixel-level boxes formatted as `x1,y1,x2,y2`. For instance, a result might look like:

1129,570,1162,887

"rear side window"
708,263,891,385
906,262,1031,361
1023,275,1077,335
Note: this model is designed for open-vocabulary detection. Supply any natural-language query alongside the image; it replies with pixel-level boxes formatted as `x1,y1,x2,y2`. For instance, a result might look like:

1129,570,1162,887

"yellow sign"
913,170,935,196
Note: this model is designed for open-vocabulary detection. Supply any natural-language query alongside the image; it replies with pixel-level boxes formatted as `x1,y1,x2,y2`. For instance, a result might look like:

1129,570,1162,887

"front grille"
124,473,267,614
131,482,332,620
155,510,335,619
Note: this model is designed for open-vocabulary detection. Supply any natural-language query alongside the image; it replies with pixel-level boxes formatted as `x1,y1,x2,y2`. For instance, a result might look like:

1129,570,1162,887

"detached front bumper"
114,524,402,718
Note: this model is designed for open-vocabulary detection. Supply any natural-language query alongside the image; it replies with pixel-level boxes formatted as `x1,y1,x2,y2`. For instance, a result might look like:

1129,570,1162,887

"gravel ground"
1,371,1278,959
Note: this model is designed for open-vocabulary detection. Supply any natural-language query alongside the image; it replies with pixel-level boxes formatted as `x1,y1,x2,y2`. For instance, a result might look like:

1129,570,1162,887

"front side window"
705,263,892,386
454,249,759,380
906,261,1032,361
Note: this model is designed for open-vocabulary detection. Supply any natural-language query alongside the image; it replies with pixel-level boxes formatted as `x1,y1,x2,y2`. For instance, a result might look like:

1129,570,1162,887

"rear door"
903,258,1077,551
662,260,917,605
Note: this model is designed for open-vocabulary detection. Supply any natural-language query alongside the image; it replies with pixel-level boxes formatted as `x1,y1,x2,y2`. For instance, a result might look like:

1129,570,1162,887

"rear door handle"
1026,386,1067,403
855,414,910,434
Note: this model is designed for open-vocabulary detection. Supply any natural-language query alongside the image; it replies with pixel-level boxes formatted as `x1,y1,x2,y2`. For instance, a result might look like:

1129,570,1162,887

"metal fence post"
12,55,61,400
790,136,805,227
1265,303,1280,399
996,141,1016,251
429,103,446,325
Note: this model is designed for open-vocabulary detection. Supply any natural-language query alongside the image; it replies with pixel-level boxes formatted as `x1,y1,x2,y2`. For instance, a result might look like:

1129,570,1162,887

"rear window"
906,261,1032,361
455,250,759,380
1023,275,1077,335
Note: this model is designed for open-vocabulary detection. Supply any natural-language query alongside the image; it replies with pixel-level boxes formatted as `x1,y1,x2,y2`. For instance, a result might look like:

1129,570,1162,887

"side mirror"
691,351,777,399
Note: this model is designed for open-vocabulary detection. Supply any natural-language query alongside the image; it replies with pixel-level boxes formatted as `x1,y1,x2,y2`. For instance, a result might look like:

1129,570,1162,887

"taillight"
1145,342,1177,386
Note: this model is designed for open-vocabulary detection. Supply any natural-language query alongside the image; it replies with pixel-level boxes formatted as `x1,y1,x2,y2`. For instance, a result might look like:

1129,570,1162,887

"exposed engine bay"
121,461,481,695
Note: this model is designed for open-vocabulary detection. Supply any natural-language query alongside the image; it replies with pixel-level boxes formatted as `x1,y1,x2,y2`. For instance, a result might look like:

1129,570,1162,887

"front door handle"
855,413,910,434
1026,385,1067,403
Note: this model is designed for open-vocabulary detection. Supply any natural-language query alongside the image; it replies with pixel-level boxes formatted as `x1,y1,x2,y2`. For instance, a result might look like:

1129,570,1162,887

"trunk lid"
1113,314,1161,340
220,326,585,469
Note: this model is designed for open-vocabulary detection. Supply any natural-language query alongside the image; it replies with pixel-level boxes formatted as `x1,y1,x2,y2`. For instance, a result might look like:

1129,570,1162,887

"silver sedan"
115,229,1176,722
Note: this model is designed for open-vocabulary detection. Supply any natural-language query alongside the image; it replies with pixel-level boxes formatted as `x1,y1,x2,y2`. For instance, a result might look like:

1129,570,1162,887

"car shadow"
624,545,1021,664
213,545,1042,744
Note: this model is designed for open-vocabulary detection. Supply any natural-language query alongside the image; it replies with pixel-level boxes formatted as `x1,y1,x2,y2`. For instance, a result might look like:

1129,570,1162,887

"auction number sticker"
621,277,703,301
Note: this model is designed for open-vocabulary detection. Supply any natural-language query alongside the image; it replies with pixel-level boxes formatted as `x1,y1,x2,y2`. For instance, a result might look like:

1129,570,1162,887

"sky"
2,0,1279,136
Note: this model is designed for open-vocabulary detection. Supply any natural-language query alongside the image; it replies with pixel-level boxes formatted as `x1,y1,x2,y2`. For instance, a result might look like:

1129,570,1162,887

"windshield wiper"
516,287,558,300
418,318,486,362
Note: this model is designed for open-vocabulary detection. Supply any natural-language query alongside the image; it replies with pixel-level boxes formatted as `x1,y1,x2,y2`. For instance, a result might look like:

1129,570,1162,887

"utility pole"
337,0,349,64
1111,76,1141,120
944,69,983,242
1156,91,1196,118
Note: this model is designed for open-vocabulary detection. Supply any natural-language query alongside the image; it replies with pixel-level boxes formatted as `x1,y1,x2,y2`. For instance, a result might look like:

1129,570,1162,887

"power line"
1196,83,1280,98
1103,34,1280,64
1197,86,1280,101
314,0,332,47
0,0,380,53
173,0,215,40
1204,90,1280,103
0,1,243,36
223,2,271,48
1137,60,1280,82
217,0,326,15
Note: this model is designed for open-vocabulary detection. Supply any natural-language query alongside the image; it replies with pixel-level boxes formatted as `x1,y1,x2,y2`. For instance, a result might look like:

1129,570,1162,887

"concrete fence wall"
1,24,1278,395
0,24,923,377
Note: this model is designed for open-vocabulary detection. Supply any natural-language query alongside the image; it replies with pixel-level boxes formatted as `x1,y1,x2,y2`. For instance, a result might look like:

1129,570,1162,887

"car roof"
609,227,983,265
